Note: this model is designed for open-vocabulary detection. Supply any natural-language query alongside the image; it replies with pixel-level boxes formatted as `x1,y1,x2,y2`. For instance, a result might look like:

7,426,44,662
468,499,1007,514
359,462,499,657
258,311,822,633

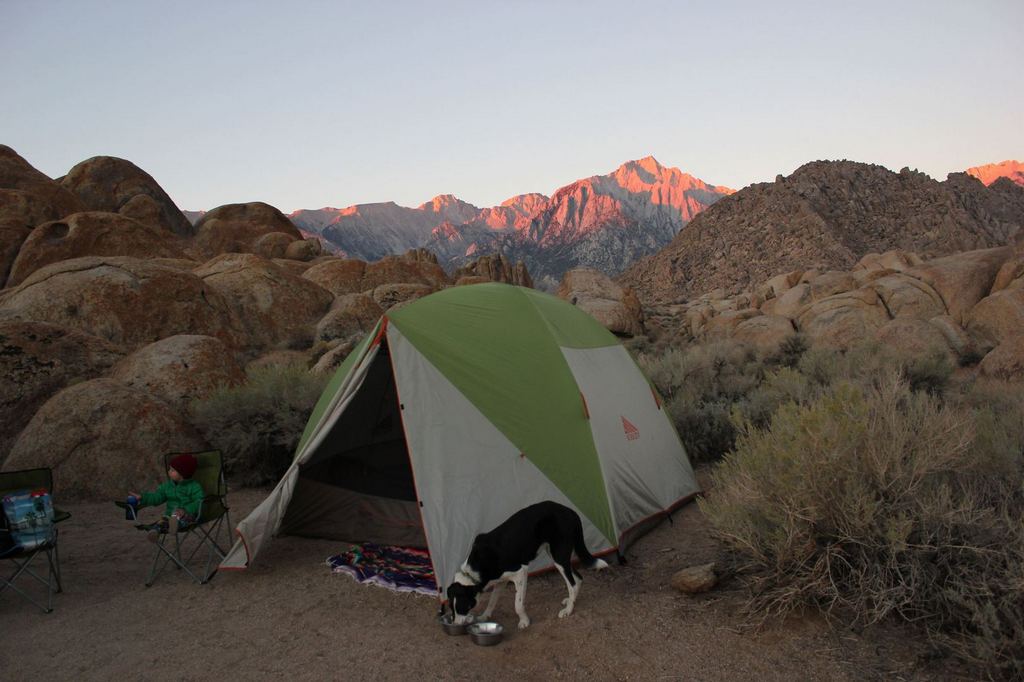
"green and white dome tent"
220,283,699,592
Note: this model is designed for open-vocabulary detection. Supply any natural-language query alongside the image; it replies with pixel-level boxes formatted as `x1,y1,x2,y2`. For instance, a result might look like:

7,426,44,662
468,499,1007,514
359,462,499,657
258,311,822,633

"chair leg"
2,549,56,613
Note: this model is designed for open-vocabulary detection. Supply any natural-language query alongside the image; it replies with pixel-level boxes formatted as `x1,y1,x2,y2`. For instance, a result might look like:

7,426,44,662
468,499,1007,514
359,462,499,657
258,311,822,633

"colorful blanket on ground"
327,543,437,596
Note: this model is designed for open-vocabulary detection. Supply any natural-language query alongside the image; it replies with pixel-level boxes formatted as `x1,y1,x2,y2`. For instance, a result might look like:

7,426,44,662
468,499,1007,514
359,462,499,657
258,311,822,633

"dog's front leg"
480,584,501,620
511,567,530,629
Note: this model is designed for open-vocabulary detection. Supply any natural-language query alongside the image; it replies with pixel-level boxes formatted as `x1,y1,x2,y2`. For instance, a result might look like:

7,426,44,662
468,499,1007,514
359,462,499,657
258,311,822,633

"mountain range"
288,157,734,287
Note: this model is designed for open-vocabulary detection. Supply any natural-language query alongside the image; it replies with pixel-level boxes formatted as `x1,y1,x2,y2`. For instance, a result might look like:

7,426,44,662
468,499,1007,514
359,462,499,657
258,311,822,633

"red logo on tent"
622,416,640,441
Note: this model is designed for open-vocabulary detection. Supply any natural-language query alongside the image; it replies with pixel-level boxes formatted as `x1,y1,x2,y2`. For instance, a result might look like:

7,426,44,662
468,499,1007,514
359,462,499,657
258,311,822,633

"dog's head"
445,581,478,624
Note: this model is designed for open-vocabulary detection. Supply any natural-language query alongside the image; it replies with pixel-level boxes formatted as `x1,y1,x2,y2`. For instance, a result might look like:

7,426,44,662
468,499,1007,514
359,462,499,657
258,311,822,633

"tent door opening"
280,339,426,547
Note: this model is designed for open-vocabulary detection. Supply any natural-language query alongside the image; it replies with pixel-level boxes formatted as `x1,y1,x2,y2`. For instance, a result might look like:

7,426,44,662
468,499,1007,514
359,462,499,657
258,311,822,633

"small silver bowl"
467,621,504,646
438,614,468,636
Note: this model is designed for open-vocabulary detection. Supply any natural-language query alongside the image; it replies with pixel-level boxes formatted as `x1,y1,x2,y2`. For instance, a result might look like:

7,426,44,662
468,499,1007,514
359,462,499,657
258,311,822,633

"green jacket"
140,479,205,518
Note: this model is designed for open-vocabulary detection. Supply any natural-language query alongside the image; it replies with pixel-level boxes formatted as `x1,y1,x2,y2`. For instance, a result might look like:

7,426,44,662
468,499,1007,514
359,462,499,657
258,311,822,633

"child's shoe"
146,527,160,544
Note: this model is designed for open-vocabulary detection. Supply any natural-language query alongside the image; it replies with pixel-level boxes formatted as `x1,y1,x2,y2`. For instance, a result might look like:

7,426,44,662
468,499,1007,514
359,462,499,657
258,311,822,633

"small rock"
670,562,717,594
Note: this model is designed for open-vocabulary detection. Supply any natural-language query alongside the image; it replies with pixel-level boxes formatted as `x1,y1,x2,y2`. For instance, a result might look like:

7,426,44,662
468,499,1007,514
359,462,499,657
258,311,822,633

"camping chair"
123,451,232,586
0,467,71,613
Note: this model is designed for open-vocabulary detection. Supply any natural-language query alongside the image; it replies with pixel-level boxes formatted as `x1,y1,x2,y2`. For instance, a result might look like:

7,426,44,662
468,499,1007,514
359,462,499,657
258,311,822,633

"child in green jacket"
129,454,204,543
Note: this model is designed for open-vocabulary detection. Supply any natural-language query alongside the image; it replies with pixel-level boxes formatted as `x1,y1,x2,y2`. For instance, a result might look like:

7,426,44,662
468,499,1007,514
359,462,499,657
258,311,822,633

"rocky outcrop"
0,257,238,350
0,145,84,285
965,288,1024,350
798,289,890,348
451,254,533,288
315,293,383,343
0,321,122,462
905,247,1014,324
7,211,187,286
557,268,644,337
194,253,332,352
621,161,1024,304
978,335,1024,381
5,379,208,498
60,156,193,237
732,314,796,349
874,317,956,360
109,335,245,410
302,251,449,298
193,202,303,257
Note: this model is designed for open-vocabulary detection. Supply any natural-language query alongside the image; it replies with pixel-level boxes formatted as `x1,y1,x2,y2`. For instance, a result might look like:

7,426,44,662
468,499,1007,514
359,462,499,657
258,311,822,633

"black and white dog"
445,501,608,630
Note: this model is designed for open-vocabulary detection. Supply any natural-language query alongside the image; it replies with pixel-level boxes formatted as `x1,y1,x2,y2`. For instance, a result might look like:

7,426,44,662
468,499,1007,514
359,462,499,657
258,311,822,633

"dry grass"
189,363,327,485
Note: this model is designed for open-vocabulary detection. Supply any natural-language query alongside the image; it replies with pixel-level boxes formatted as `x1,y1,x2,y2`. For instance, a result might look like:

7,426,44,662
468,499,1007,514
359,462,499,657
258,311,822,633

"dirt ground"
3,480,973,681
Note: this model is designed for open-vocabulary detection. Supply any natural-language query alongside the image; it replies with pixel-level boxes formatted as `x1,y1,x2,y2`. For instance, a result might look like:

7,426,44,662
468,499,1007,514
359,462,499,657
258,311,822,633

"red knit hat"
169,454,198,480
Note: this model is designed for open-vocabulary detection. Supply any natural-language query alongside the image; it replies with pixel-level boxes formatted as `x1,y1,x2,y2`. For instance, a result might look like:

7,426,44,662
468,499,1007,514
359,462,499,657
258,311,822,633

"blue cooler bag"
2,489,55,550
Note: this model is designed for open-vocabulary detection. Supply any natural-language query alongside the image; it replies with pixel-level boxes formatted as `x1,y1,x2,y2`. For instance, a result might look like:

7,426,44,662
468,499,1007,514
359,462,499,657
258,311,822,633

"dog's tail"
573,518,609,571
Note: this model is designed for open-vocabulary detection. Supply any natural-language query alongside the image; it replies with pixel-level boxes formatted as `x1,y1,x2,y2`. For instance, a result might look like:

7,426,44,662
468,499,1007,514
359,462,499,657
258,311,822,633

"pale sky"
2,1,1022,212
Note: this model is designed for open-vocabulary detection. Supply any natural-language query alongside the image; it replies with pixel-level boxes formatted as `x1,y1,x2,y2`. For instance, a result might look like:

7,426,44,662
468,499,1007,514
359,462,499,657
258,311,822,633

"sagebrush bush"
637,340,769,462
190,363,328,486
701,376,1024,678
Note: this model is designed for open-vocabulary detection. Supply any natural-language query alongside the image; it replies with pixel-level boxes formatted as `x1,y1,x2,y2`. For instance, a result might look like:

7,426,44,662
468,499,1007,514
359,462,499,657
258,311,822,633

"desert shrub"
701,376,1024,678
190,363,328,486
637,340,768,463
797,342,953,396
736,366,813,428
761,333,809,368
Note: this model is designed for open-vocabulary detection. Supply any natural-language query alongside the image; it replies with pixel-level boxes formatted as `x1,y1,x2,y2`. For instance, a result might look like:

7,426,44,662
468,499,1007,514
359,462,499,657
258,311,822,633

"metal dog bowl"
438,614,468,636
467,621,504,646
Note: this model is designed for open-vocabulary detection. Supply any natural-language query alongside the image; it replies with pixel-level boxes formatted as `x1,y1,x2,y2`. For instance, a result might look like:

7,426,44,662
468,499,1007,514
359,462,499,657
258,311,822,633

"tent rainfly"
220,283,699,593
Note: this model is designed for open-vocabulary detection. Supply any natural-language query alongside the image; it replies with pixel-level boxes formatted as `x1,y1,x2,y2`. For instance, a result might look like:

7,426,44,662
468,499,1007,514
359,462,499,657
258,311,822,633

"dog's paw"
517,616,531,630
558,606,574,619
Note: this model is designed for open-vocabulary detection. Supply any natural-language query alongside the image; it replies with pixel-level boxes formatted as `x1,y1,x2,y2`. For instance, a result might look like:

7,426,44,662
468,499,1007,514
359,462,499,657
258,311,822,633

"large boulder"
5,378,208,498
372,283,433,311
808,271,857,300
0,146,84,285
316,293,383,343
929,315,975,361
302,253,449,297
558,268,644,337
109,335,245,410
761,282,812,319
251,231,295,259
797,288,890,348
873,317,956,361
7,211,187,286
991,257,1024,293
703,309,761,339
194,253,333,351
361,253,449,291
0,257,238,350
906,247,1014,324
193,202,302,257
732,314,797,349
978,335,1024,382
964,288,1024,350
0,321,122,462
284,238,323,262
302,258,368,296
854,250,923,273
866,272,946,319
60,156,193,237
760,270,803,299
